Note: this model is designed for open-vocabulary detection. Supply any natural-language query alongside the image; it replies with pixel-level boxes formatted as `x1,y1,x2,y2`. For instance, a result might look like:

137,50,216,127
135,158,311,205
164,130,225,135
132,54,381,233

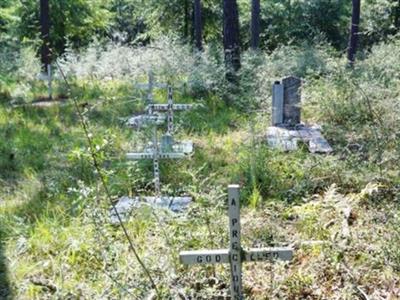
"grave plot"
180,185,294,299
111,127,193,224
267,76,333,153
111,83,195,224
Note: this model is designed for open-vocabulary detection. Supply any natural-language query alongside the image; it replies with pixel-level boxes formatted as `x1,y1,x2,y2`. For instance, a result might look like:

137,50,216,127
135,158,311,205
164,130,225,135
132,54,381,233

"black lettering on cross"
232,242,239,250
232,218,238,227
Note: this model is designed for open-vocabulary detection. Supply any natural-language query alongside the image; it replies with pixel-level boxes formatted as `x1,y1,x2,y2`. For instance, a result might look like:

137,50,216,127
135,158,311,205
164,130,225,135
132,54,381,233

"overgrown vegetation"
1,0,400,297
0,35,399,298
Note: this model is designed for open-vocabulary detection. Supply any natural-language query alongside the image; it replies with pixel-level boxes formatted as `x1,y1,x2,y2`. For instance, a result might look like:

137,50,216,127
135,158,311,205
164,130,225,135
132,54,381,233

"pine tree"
40,0,51,71
347,0,361,67
223,0,241,72
194,0,202,50
251,0,260,49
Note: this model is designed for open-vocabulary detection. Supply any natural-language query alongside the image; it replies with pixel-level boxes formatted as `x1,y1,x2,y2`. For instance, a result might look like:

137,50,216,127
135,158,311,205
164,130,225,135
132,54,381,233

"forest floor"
0,73,400,300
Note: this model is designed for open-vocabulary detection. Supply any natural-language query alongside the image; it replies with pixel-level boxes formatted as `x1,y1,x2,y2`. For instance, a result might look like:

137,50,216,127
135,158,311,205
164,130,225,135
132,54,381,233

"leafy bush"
57,38,338,109
305,36,400,182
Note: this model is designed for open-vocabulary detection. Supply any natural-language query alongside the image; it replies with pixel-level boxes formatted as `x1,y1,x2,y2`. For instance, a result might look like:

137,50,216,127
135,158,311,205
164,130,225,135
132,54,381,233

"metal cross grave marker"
126,128,188,194
114,127,192,223
180,185,294,299
146,86,194,135
135,71,168,107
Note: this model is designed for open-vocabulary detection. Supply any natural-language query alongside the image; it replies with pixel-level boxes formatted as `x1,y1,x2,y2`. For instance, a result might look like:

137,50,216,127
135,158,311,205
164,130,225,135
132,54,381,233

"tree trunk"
223,0,241,72
184,0,189,41
251,0,260,49
194,0,203,50
40,0,51,71
347,0,361,67
395,0,400,29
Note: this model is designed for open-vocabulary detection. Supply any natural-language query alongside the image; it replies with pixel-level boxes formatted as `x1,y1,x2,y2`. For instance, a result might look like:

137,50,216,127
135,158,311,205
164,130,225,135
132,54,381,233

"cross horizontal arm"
126,152,186,160
245,247,293,262
179,247,293,265
135,83,168,89
180,249,230,265
147,104,194,111
126,114,166,127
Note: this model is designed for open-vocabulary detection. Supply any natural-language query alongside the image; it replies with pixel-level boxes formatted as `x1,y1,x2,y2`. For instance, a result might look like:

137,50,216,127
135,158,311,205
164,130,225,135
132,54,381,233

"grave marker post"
147,71,154,106
179,185,294,299
228,184,242,299
167,86,174,135
152,127,161,194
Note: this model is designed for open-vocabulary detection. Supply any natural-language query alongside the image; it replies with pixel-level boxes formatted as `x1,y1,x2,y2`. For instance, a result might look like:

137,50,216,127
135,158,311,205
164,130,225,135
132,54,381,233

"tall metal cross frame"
126,127,186,194
180,185,294,299
146,86,194,136
135,71,168,108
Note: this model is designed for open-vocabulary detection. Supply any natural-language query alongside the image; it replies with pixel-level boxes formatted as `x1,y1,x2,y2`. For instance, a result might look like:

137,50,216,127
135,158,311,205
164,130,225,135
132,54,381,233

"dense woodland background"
0,0,399,64
1,0,400,299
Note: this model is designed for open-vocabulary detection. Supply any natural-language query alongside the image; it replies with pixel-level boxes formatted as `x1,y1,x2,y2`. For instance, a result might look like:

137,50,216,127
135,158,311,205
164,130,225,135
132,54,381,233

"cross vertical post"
228,185,242,299
167,86,174,135
147,71,154,107
152,127,161,194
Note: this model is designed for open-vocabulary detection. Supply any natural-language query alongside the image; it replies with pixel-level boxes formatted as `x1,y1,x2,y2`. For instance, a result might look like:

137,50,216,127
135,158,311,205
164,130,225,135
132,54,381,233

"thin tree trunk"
184,0,189,41
194,0,203,50
40,0,51,71
223,0,241,72
251,0,260,49
395,0,400,29
347,0,361,67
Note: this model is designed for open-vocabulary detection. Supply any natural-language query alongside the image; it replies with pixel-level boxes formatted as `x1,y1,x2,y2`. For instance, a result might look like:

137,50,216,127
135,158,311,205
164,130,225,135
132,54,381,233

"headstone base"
126,114,165,128
110,195,192,224
267,124,333,153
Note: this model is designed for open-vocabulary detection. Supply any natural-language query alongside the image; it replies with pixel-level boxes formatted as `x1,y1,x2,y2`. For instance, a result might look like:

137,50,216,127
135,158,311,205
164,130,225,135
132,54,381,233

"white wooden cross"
180,185,294,299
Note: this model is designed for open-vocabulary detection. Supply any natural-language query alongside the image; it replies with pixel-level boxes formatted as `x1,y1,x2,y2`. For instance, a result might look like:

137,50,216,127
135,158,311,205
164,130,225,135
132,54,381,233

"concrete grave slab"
267,125,333,153
110,195,192,224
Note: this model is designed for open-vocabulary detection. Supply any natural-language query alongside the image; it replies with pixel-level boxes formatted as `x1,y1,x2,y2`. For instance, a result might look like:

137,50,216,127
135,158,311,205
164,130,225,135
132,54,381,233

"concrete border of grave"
110,195,192,224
